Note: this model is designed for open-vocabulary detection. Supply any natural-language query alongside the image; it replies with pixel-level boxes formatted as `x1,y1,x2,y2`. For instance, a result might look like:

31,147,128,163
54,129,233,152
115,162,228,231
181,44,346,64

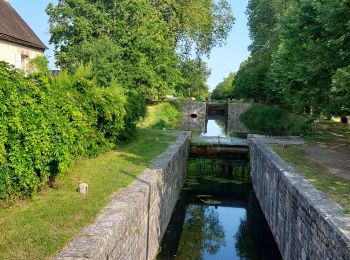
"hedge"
0,62,131,201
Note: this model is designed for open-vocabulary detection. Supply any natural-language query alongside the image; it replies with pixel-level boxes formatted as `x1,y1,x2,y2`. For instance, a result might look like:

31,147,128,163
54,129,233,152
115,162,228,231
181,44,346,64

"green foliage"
237,0,350,117
0,62,126,200
118,90,147,141
211,72,235,100
152,0,235,56
140,102,181,130
177,58,211,100
233,0,291,104
233,56,280,103
0,128,175,259
240,104,310,136
46,0,234,100
46,0,182,99
329,66,350,117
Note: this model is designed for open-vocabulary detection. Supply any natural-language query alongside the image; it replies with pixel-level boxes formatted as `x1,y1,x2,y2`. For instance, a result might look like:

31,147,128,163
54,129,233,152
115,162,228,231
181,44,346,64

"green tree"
177,58,211,100
211,72,235,100
329,66,350,118
46,0,181,99
47,0,234,99
269,0,350,115
153,0,235,56
234,0,292,103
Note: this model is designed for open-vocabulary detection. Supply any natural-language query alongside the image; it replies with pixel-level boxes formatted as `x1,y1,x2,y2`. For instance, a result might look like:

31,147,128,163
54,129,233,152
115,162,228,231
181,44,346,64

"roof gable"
0,0,47,51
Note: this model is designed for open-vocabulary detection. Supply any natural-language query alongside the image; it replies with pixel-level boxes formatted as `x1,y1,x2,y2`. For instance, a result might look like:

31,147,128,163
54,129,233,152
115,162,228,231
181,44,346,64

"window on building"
21,54,29,72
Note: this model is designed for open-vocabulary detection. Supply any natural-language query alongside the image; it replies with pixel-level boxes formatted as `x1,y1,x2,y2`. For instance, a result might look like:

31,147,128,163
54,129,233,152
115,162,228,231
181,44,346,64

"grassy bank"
240,104,309,136
140,102,181,130
271,144,350,214
0,103,179,259
305,120,350,144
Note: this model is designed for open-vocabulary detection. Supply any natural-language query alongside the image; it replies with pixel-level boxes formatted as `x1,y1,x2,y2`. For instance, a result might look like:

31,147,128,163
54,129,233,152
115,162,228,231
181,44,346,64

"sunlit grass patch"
139,102,182,130
0,128,175,259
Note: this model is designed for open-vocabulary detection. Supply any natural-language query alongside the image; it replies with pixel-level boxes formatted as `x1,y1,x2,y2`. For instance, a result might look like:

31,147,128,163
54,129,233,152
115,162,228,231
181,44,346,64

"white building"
0,0,46,72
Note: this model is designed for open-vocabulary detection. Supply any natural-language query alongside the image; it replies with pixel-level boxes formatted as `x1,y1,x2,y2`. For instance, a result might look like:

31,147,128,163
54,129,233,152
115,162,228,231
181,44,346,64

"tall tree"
269,0,350,115
211,72,235,100
234,0,292,103
46,0,181,100
177,58,211,100
152,0,235,56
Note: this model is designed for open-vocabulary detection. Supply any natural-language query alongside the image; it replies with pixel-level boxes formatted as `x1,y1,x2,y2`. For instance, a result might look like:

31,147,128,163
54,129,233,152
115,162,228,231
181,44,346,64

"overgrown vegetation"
0,61,132,201
271,144,350,215
240,104,310,136
1,0,235,201
140,102,181,130
0,128,175,259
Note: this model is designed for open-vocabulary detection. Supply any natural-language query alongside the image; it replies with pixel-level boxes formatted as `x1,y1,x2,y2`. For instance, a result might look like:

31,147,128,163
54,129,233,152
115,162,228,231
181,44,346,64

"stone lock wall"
227,103,251,133
57,132,190,260
178,102,207,131
249,137,350,260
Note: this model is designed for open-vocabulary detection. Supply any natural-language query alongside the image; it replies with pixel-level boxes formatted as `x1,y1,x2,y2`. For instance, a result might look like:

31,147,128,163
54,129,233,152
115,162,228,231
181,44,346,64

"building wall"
0,40,43,72
250,137,350,259
56,132,190,260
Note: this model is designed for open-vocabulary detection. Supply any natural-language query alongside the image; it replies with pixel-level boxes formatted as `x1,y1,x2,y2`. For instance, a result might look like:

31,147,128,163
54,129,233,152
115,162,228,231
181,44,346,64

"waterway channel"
158,116,282,259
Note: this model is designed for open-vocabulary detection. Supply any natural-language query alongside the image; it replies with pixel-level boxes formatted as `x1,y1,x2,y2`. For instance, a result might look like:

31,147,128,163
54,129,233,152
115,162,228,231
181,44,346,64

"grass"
271,144,350,215
0,127,176,259
305,120,350,144
139,102,182,130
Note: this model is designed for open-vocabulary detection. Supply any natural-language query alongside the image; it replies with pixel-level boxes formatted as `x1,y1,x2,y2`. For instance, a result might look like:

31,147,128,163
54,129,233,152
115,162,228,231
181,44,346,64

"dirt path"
303,144,350,181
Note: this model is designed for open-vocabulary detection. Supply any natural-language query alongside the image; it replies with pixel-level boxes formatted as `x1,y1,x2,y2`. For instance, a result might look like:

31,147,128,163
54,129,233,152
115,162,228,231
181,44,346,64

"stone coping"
56,131,191,260
250,136,350,258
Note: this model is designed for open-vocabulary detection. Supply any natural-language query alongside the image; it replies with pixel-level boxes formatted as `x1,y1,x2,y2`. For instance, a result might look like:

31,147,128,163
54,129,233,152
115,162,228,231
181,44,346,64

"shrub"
240,104,310,136
0,62,126,201
117,90,147,141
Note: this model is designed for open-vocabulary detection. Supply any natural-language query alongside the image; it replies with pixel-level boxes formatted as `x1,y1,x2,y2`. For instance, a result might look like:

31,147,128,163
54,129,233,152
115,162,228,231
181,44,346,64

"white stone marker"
79,183,89,194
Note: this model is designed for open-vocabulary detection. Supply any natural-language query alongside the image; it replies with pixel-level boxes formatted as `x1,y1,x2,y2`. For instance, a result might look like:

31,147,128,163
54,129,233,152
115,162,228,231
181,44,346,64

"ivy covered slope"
0,61,146,201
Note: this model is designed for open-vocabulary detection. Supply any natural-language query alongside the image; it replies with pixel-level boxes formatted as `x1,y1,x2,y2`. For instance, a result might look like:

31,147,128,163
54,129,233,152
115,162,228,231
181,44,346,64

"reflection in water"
202,120,226,137
158,159,282,260
202,117,248,139
176,205,226,259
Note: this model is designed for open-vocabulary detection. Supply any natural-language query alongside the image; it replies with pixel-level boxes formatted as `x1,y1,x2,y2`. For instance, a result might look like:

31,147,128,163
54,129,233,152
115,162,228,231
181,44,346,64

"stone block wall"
178,102,207,131
227,103,251,133
56,132,190,260
250,138,350,259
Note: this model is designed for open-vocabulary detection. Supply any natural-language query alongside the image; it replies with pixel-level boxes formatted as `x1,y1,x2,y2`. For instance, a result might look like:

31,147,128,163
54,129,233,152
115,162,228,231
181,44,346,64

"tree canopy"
234,0,350,118
211,72,235,100
46,0,234,100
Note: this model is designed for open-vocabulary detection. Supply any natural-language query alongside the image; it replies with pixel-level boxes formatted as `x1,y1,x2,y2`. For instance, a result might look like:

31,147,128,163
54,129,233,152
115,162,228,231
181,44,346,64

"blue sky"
10,0,250,91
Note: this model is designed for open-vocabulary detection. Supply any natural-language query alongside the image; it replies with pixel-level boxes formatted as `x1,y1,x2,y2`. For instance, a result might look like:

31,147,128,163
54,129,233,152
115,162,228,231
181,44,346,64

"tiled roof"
0,0,46,51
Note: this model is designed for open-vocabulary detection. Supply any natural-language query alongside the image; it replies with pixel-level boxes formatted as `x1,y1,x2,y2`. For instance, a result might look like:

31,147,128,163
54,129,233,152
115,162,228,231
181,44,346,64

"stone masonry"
227,102,251,133
178,101,207,131
56,132,190,260
249,137,350,259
